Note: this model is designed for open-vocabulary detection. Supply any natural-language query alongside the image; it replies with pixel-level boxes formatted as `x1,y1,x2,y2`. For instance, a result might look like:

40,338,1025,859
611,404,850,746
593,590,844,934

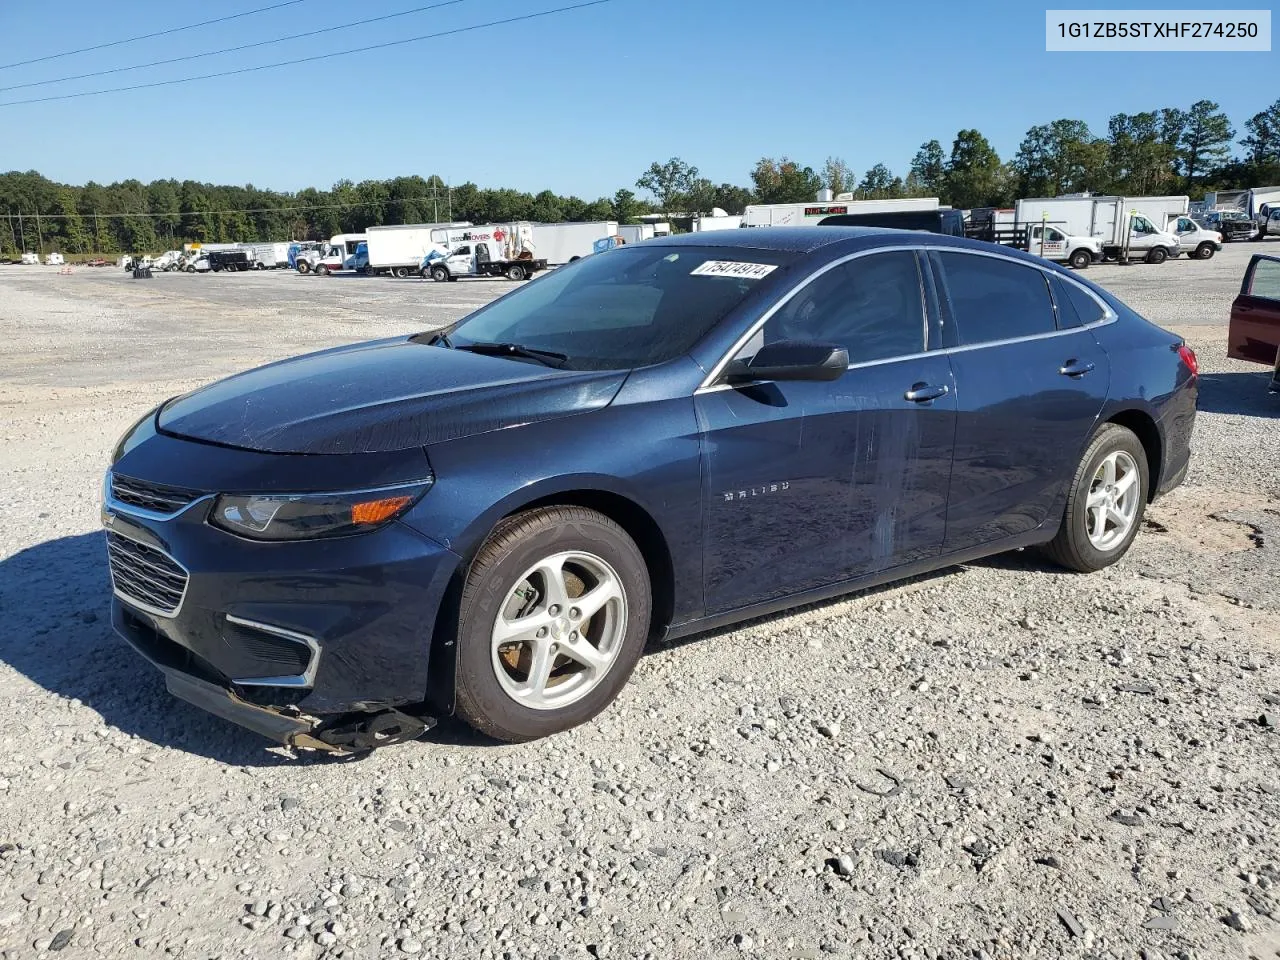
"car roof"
647,226,896,253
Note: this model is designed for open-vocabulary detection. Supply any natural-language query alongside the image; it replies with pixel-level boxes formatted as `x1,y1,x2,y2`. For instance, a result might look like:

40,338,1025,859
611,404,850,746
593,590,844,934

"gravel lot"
1,243,1278,960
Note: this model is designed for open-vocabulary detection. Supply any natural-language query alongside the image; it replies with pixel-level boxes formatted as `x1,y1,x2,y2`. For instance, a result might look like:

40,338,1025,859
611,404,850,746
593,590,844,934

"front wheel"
1068,249,1092,270
430,265,449,282
1145,247,1168,264
317,264,330,276
454,506,651,742
1041,423,1148,573
1196,243,1216,260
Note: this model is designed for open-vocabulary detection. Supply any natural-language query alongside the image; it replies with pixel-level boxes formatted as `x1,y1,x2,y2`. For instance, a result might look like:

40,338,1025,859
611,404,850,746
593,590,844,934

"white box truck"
529,222,619,264
365,222,472,277
240,241,293,270
1014,196,1181,263
691,213,743,232
744,197,939,227
420,223,548,282
617,223,657,244
1246,186,1280,237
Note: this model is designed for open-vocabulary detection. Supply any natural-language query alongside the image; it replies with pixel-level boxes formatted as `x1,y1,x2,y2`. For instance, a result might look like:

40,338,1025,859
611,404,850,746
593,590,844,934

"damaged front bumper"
164,669,434,754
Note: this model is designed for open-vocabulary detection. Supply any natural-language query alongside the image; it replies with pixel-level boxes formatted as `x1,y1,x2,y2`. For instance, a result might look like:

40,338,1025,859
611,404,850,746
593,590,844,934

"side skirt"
661,527,1054,643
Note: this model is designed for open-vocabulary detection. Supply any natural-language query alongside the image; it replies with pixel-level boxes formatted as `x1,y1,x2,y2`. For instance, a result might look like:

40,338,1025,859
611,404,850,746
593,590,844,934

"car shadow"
0,532,349,767
1196,371,1278,416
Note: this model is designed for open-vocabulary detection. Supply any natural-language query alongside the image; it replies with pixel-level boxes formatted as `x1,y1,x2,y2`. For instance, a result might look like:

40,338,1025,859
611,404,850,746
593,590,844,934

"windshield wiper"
455,341,569,368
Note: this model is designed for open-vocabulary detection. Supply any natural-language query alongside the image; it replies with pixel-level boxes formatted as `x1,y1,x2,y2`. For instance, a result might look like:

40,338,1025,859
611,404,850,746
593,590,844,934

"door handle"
1236,305,1254,312
1059,359,1096,377
904,382,950,403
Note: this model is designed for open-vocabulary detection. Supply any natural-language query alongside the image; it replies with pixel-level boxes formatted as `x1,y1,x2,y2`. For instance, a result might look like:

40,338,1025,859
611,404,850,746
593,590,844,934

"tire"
454,506,651,742
431,265,449,282
1068,249,1091,269
185,266,195,273
317,264,330,276
1041,423,1148,573
1196,242,1216,260
297,262,311,274
393,266,409,279
1145,247,1168,264
506,263,527,281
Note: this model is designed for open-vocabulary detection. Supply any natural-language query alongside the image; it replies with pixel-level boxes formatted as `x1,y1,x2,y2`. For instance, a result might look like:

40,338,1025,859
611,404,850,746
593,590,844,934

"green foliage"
857,163,895,198
750,157,823,204
1242,98,1280,166
1178,100,1234,184
944,130,1010,207
636,158,700,211
908,141,945,197
822,157,855,196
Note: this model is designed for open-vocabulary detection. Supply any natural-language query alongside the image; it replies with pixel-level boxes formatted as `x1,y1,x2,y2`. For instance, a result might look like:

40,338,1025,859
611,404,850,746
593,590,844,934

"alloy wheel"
1085,450,1140,551
490,551,627,711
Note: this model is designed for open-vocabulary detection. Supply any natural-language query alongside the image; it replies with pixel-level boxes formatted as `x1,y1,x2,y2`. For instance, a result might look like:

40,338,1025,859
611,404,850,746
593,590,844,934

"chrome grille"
110,474,203,514
106,531,188,616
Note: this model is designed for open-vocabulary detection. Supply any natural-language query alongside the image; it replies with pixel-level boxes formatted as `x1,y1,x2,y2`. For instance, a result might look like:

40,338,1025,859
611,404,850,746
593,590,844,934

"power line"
0,0,310,72
0,0,475,93
0,0,619,106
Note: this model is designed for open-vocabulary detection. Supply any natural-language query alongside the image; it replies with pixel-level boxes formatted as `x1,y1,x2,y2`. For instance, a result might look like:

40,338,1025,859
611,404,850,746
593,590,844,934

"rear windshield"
450,245,796,370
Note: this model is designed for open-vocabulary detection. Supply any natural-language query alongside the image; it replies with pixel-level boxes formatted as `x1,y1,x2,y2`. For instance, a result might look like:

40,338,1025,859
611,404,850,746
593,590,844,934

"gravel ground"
0,243,1278,960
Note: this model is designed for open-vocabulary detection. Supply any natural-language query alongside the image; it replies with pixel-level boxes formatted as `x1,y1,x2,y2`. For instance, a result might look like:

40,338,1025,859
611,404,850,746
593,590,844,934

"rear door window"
935,253,1057,345
1248,257,1280,300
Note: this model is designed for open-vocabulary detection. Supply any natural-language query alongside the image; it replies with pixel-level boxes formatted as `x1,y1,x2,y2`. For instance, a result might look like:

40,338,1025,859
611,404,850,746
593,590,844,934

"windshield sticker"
690,260,778,280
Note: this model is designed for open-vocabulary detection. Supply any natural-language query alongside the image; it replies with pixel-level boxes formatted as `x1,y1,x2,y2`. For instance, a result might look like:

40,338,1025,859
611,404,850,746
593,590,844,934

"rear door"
1229,255,1280,373
931,250,1111,551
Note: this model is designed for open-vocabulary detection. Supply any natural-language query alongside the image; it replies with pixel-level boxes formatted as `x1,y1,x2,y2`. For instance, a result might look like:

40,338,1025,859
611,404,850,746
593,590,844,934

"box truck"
529,221,619,264
617,223,657,244
1014,196,1181,263
365,222,472,277
240,241,293,270
420,223,547,281
744,197,939,227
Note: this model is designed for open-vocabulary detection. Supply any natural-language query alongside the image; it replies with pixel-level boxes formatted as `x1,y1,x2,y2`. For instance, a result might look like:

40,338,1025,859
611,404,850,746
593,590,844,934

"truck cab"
1109,214,1181,264
1025,224,1101,269
1259,205,1280,240
1166,215,1223,260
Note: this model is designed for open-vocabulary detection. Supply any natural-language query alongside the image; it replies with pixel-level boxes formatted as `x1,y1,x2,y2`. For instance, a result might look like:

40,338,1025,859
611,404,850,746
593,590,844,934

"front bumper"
103,450,462,745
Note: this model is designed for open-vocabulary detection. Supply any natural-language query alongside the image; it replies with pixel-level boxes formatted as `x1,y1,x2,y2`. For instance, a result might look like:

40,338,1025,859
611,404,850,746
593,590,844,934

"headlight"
210,480,432,541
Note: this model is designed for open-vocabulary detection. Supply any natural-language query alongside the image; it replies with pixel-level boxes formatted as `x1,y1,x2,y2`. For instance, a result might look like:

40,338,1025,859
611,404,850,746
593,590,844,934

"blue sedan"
102,228,1198,750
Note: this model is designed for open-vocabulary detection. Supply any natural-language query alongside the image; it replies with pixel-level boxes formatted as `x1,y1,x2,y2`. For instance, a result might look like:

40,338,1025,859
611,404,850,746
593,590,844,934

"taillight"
1177,344,1199,377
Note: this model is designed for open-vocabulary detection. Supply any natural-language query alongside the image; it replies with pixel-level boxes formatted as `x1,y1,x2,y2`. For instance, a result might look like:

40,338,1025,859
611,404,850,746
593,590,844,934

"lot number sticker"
690,260,778,280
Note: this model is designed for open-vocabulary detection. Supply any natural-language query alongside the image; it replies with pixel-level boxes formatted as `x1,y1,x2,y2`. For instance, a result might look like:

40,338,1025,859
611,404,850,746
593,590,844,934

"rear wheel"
1068,248,1091,269
393,266,409,279
506,263,527,281
1042,423,1148,573
454,507,651,742
1145,247,1168,264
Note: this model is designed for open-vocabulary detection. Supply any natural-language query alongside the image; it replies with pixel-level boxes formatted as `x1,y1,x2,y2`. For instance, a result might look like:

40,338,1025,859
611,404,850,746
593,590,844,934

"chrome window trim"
225,615,322,689
105,526,190,620
695,243,1117,393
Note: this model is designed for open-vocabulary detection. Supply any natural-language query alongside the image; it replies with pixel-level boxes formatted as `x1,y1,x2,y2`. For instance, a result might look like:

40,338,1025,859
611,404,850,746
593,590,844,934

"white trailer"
365,222,472,277
744,197,939,227
1126,195,1190,225
691,213,743,232
1246,186,1280,222
617,223,656,244
529,221,619,264
240,241,293,269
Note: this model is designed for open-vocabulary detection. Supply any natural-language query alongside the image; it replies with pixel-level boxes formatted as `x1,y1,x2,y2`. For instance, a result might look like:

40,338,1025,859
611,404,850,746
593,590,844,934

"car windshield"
448,245,797,370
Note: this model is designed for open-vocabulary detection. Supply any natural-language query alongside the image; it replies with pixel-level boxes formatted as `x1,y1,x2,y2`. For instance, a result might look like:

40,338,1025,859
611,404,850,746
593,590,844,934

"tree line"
640,97,1280,212
4,96,1278,256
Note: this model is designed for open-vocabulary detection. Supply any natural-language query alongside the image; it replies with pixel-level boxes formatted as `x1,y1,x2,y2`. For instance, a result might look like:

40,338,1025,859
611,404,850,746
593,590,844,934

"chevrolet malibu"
103,228,1198,752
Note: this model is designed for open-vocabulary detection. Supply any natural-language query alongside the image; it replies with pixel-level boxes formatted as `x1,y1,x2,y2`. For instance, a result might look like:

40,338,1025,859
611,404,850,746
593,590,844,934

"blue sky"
1,0,1276,199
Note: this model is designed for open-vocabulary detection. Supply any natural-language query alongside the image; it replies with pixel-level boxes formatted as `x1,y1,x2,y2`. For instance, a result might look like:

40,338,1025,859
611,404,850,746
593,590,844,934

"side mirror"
724,340,849,383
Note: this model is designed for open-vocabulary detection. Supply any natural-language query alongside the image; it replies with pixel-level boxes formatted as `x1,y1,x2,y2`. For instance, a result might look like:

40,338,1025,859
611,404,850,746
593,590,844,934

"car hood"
157,337,628,454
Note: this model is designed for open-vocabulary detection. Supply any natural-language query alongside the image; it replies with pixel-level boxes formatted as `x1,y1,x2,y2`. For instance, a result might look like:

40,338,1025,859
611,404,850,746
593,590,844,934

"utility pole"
35,210,43,255
17,210,25,253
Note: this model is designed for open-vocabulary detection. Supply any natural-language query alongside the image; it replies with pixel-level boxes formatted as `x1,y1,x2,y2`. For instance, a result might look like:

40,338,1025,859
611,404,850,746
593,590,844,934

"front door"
930,250,1111,550
1229,255,1280,390
447,245,473,275
697,250,956,615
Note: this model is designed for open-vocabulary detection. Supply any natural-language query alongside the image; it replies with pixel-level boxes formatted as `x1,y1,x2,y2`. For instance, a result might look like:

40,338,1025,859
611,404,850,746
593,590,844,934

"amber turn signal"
351,495,415,525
